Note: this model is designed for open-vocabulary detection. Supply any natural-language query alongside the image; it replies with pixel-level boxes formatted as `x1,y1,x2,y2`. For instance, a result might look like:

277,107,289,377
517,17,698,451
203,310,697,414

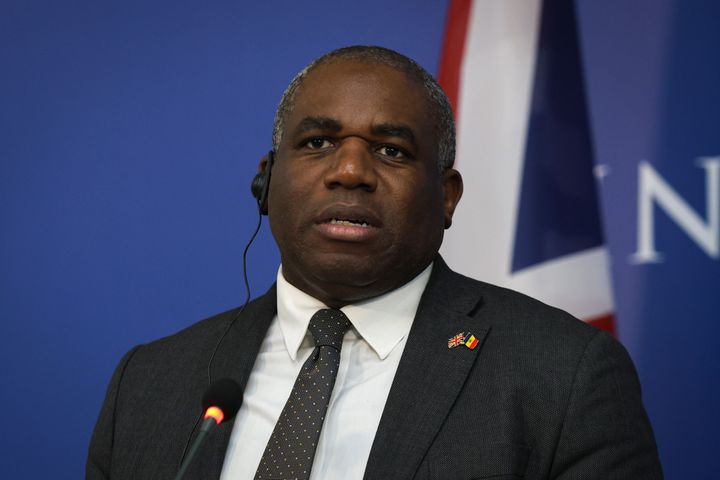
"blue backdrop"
577,1,720,477
1,1,717,478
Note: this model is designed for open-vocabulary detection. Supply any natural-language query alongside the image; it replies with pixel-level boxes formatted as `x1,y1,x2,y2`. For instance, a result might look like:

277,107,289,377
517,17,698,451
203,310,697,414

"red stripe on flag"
438,0,473,118
586,313,616,336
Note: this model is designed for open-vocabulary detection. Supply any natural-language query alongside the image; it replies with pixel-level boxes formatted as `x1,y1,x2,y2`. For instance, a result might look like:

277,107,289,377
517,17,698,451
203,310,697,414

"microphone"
174,378,243,480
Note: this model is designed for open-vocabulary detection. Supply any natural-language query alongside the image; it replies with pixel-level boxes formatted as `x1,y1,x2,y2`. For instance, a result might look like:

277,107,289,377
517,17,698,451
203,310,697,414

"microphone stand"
174,416,220,480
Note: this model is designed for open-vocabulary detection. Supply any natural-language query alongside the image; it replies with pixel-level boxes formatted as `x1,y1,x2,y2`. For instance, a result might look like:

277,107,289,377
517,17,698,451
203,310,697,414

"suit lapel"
186,286,278,480
364,259,490,480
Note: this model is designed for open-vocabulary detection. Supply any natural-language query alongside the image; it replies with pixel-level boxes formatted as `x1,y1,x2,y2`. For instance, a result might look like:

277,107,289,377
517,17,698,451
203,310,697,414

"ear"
441,168,463,229
257,153,270,174
251,152,274,215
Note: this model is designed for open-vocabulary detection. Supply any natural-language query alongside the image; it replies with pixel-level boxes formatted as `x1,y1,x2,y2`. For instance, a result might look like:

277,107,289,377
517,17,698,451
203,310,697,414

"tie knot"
308,309,350,349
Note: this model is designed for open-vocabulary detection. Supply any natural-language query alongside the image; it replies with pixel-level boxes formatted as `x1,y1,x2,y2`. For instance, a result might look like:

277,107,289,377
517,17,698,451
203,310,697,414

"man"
87,46,662,479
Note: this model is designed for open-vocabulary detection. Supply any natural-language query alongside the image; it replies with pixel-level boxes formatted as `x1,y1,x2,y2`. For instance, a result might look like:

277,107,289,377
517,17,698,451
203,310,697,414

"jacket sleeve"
550,330,663,479
86,346,142,480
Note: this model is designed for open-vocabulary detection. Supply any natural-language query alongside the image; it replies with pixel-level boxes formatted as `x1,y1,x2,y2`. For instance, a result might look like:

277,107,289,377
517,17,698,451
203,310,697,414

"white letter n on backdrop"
631,157,720,264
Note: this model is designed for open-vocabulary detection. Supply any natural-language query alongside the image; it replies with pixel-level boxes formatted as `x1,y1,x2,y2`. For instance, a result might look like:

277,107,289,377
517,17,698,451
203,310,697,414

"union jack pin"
448,332,465,348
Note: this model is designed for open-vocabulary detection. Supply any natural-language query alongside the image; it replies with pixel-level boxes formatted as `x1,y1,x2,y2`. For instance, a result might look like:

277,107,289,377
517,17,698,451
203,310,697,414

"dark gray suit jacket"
87,258,662,479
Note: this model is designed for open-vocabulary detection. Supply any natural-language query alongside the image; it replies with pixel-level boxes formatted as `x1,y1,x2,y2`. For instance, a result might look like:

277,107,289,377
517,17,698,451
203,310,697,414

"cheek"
387,182,446,238
401,176,445,213
268,166,307,218
267,166,327,252
267,183,302,246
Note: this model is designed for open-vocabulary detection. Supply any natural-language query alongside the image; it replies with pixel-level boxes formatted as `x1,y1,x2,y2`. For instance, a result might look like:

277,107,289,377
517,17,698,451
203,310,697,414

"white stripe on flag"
442,0,542,281
440,0,614,322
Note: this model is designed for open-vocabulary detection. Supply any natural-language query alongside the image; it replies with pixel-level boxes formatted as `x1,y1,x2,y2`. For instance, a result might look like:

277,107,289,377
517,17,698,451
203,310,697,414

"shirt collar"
276,264,432,361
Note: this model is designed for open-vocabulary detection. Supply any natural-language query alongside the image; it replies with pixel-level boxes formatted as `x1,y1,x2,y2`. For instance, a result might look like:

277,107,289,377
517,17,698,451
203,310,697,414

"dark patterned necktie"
255,309,351,480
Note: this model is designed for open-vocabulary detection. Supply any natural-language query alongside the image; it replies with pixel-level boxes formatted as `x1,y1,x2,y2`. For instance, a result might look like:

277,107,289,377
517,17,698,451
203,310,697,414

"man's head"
260,45,463,307
273,46,456,172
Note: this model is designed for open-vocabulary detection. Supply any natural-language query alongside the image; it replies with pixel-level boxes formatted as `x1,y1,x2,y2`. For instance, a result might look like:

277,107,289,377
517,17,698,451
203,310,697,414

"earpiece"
250,150,274,215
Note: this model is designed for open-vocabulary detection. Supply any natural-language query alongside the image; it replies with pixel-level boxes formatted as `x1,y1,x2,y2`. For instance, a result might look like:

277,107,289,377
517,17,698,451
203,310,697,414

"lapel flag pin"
463,333,479,350
448,332,465,349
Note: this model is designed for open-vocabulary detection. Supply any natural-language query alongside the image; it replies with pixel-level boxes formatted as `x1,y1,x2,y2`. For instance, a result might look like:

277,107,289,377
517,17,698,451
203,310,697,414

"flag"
448,332,466,348
464,333,479,350
438,0,615,333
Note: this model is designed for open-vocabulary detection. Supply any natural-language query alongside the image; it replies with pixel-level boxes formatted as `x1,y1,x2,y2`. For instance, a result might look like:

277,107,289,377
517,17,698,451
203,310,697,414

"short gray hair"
272,45,456,172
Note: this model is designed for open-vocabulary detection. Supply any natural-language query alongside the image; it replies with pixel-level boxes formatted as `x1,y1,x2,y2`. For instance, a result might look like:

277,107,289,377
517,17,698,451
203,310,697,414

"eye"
304,138,334,149
377,145,406,159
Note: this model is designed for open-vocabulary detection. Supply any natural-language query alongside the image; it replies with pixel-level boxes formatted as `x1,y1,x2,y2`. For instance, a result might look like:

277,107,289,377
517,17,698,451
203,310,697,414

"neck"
281,259,435,308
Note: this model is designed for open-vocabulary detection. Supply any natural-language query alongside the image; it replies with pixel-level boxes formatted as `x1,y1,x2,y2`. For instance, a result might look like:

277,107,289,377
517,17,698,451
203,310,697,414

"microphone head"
201,378,243,422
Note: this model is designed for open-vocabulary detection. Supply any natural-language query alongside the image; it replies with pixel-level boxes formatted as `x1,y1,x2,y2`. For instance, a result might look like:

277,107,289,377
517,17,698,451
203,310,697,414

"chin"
311,255,381,286
312,249,429,291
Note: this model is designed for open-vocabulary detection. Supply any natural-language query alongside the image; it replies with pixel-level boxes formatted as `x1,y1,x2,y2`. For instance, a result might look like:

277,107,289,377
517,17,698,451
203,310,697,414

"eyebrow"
293,116,343,136
291,117,418,148
371,123,417,148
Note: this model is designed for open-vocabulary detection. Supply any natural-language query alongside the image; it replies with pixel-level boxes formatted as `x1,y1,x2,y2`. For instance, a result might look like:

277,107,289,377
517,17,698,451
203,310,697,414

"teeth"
330,218,369,227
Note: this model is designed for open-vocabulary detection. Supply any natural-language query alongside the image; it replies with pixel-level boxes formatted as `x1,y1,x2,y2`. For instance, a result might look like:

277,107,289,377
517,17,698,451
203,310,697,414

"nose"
323,138,377,192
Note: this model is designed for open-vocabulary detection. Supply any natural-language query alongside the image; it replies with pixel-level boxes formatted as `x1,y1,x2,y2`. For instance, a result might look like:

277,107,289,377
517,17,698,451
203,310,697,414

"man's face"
265,59,462,307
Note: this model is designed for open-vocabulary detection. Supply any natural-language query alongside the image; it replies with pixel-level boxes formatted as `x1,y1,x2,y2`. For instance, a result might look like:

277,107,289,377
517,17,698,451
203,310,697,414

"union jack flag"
448,332,465,348
438,0,615,334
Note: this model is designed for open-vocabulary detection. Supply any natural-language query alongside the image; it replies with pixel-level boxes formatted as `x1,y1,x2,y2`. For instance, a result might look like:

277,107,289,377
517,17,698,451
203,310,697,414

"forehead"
286,60,435,136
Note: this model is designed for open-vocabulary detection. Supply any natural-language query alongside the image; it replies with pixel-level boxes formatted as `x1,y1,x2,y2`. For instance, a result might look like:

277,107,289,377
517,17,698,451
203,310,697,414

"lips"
314,204,382,242
315,204,382,228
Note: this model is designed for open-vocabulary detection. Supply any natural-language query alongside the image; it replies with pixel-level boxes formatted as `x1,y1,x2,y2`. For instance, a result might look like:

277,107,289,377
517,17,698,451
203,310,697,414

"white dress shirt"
219,264,432,480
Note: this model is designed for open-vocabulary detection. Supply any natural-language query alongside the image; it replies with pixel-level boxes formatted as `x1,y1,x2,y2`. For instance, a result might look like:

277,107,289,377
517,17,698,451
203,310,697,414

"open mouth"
314,207,380,242
328,218,371,228
315,205,382,235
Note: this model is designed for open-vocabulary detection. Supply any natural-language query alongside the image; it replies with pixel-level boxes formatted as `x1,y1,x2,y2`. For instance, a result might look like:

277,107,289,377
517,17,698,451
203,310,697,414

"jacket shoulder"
129,286,276,369
436,263,601,346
